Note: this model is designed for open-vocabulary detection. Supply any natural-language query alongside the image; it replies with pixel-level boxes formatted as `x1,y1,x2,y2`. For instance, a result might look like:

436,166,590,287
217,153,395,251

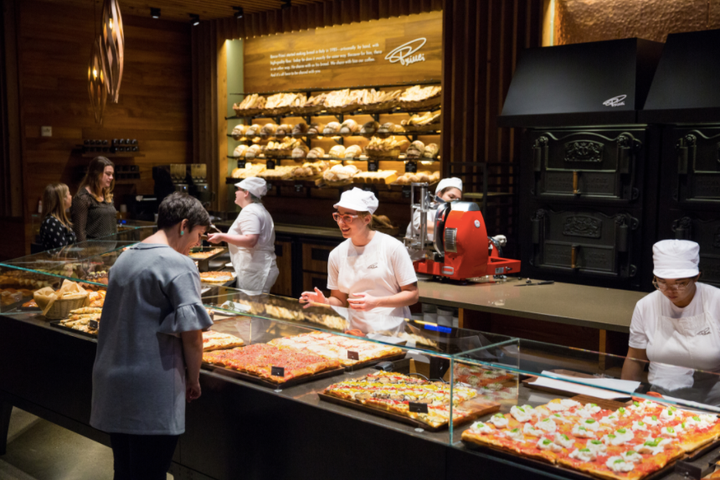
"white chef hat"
653,239,700,279
333,187,379,214
235,177,268,198
436,177,463,195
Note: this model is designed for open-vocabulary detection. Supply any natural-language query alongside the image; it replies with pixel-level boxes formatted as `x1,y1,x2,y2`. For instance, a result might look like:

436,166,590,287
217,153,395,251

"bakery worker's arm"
621,347,649,381
347,282,419,311
300,287,348,308
181,330,203,401
207,232,258,248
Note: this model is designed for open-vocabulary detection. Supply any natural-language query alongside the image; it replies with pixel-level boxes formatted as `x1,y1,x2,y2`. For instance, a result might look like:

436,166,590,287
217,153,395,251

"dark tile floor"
0,408,170,480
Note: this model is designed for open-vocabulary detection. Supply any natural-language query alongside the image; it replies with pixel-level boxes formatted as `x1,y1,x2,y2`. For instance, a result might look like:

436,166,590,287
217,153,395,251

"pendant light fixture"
88,35,108,125
101,0,125,103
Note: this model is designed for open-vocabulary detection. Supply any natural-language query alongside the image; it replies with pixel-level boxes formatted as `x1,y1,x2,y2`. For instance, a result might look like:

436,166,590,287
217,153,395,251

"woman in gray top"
91,192,213,480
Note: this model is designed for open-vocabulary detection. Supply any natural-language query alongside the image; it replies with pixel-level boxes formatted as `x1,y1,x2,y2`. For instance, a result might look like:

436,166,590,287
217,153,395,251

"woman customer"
91,192,213,480
299,188,419,332
621,240,720,392
207,177,278,295
38,183,76,250
71,156,117,241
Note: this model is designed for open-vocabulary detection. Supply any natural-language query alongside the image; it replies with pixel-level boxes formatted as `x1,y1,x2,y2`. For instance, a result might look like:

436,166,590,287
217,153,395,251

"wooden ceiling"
43,0,327,22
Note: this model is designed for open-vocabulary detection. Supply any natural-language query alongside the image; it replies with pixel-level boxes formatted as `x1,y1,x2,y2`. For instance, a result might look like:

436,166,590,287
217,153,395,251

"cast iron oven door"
531,208,639,278
530,130,641,202
674,128,720,205
672,215,720,287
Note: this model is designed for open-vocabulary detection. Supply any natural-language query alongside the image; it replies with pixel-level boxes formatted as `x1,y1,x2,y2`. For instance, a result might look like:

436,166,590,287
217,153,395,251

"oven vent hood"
499,38,663,128
640,29,720,124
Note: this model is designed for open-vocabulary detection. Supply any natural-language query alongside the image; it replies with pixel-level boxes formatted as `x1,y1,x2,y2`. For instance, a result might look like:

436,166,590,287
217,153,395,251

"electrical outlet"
41,126,52,137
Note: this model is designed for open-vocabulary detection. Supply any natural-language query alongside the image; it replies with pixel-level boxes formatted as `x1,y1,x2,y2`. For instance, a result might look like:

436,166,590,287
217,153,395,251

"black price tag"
368,160,379,172
266,159,276,170
88,320,99,330
404,161,417,173
237,159,246,169
408,402,429,414
271,366,285,377
347,350,359,360
402,186,411,198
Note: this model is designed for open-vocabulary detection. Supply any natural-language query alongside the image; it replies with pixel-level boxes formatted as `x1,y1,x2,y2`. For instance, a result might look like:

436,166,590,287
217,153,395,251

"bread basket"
35,295,88,320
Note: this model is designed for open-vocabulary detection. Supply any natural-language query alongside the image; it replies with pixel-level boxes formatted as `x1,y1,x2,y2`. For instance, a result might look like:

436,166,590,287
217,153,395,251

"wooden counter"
418,277,647,333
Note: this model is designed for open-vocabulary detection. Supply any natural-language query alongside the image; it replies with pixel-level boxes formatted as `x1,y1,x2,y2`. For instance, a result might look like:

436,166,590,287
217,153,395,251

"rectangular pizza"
202,330,245,351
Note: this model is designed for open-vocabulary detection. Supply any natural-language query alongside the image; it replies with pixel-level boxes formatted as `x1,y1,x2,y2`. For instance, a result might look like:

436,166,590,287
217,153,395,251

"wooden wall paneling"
216,28,228,212
270,240,293,297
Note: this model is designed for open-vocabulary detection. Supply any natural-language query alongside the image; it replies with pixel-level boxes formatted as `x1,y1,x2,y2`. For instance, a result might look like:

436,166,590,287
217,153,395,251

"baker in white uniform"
207,177,278,295
405,177,463,243
299,188,419,333
621,240,720,393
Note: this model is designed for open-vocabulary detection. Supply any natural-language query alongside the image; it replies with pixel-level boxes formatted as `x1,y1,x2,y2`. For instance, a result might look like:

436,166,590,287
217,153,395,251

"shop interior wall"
2,0,192,257
549,0,720,45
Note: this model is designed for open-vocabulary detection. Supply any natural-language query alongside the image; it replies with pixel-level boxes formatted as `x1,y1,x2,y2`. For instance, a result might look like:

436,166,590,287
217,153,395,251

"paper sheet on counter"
529,372,640,400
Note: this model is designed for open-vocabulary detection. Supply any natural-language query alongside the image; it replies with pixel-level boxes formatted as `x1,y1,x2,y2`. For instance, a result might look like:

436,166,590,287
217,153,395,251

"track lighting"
233,6,244,19
150,7,160,19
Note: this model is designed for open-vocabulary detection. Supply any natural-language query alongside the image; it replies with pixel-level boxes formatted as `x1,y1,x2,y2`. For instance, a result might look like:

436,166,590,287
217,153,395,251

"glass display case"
3,232,720,479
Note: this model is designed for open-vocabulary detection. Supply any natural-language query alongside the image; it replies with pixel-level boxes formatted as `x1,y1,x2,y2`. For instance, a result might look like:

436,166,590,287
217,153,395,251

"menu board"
244,11,442,92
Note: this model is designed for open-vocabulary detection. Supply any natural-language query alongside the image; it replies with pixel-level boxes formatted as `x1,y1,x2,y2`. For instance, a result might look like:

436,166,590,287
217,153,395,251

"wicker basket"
361,100,399,114
35,295,88,320
325,103,362,115
233,107,264,117
398,95,442,112
404,122,442,134
294,105,325,115
262,106,293,117
264,149,293,158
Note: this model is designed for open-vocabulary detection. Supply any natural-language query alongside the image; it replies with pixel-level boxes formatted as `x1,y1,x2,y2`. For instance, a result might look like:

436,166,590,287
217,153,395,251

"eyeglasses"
332,212,359,223
652,278,693,292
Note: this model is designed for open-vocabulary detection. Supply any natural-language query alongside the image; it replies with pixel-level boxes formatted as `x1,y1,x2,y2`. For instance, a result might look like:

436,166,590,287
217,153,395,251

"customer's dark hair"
157,192,211,232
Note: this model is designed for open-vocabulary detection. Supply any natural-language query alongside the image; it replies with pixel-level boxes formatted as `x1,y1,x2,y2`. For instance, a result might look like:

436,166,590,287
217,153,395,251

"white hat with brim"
653,239,700,279
436,177,463,195
333,187,379,214
235,177,268,198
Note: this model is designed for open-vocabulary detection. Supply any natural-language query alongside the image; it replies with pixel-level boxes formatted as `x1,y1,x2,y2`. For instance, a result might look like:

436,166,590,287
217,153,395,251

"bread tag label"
368,160,379,172
88,320,99,330
404,161,417,173
237,159,246,169
408,402,429,414
347,350,359,360
266,159,276,170
271,366,285,377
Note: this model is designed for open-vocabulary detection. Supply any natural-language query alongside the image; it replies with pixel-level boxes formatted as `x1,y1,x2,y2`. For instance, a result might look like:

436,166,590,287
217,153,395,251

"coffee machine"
188,164,212,208
153,164,189,204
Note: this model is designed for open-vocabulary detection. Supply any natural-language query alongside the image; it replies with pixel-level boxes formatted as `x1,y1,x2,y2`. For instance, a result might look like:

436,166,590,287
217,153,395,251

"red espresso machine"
404,183,520,281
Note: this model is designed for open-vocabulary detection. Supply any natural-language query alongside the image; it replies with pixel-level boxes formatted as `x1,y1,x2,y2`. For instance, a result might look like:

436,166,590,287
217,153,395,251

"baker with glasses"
299,188,419,332
622,240,720,393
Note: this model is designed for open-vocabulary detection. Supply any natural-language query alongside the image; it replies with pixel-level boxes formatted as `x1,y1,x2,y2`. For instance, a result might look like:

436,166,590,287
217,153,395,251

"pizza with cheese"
189,248,224,259
462,397,720,480
202,330,245,351
268,331,403,367
199,271,235,284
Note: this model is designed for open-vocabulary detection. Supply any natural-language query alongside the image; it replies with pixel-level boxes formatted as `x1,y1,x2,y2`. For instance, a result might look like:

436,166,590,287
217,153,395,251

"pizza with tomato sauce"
462,397,720,480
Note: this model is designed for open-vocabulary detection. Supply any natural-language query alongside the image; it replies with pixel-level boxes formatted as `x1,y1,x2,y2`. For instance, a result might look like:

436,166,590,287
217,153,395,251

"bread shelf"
225,105,441,122
227,79,440,97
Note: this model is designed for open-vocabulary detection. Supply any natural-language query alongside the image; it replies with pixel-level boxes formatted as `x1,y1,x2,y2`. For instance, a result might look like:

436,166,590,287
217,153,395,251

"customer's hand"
186,380,201,402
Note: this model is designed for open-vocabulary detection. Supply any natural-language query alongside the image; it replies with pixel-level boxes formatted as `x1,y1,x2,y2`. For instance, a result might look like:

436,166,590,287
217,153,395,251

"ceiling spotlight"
233,6,244,19
189,14,200,26
281,0,291,10
150,8,160,19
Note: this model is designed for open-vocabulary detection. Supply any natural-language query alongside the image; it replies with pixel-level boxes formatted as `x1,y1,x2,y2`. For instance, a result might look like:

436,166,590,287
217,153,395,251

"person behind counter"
405,177,463,243
299,188,419,330
90,192,213,480
38,183,76,251
207,177,279,295
71,156,117,241
621,240,720,392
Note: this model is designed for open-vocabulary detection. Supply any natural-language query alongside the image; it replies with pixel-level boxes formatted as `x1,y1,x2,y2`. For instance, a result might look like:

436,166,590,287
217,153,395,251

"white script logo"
603,95,627,108
385,38,427,66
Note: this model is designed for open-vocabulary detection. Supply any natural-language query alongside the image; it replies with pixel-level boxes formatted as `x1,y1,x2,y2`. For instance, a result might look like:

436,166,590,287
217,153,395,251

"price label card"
237,159,246,169
368,160,379,172
404,161,418,173
408,402,429,414
271,366,285,377
88,320,99,330
347,350,359,360
266,159,276,170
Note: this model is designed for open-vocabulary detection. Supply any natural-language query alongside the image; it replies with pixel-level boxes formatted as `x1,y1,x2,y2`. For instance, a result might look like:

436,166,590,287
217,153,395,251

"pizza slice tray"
317,393,499,433
342,352,407,372
50,321,98,339
684,435,720,462
190,247,228,272
461,437,678,480
203,363,345,389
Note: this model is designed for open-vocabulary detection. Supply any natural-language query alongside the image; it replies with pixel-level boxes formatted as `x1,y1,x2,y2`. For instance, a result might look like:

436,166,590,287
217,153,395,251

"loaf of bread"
233,144,249,158
344,145,363,159
306,147,326,159
340,119,359,136
231,124,246,139
329,145,346,158
323,122,341,136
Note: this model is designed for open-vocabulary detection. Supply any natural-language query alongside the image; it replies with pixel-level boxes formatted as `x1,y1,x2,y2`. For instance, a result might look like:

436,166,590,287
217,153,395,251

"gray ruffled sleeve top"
90,243,213,435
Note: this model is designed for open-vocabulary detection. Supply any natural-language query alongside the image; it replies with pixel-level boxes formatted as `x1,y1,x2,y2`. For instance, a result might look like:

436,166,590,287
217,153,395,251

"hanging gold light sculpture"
88,35,108,125
101,0,124,103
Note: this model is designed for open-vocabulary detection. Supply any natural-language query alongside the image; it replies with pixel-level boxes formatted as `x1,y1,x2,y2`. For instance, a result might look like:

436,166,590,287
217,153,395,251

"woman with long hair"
71,156,117,241
39,183,76,250
91,192,213,480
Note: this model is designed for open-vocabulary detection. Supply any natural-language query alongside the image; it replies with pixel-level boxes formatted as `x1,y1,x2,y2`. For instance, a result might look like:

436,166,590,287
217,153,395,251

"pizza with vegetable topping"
463,397,719,480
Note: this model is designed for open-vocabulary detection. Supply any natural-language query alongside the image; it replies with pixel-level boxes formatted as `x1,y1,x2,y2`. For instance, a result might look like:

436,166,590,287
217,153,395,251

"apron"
647,288,720,391
337,236,408,334
229,206,278,296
